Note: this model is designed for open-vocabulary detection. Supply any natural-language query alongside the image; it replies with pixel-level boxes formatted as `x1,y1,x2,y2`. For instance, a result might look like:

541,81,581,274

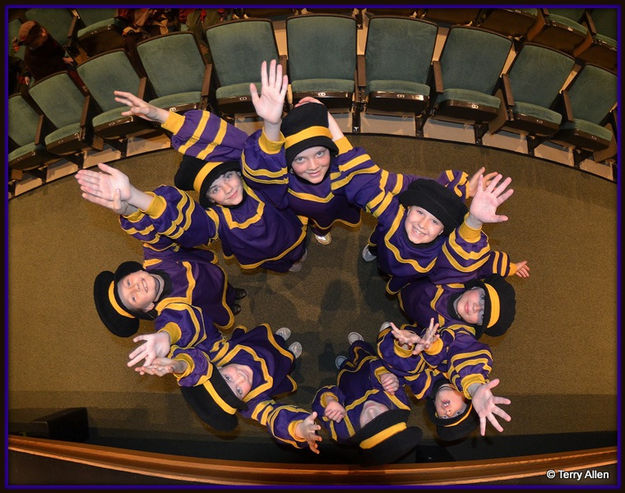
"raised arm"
75,162,153,212
250,59,288,142
114,90,170,123
467,378,511,436
465,174,514,230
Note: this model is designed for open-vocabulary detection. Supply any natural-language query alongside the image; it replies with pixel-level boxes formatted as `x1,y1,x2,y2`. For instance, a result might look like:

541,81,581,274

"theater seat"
205,18,281,120
488,42,576,155
430,26,513,144
359,15,438,136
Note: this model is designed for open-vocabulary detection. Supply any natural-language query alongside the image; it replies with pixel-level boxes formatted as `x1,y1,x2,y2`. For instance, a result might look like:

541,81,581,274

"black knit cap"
180,364,248,432
93,261,144,337
465,274,516,338
398,179,468,236
280,103,338,167
174,154,240,208
426,379,480,442
348,408,422,465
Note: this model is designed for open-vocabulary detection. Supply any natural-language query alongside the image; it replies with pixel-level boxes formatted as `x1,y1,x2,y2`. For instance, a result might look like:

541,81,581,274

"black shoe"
232,303,241,315
234,288,247,300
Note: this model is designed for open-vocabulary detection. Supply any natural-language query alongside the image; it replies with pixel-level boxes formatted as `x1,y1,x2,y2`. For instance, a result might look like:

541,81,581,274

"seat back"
286,14,356,82
565,64,617,124
76,8,118,27
136,32,206,98
25,8,75,46
8,94,41,146
28,72,85,129
77,49,142,112
438,26,512,94
507,43,575,107
365,16,437,85
205,19,279,88
588,8,617,40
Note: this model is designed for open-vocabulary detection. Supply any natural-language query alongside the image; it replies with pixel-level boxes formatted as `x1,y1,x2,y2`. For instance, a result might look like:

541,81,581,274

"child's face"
359,399,389,428
118,270,160,312
291,146,331,184
404,206,445,244
434,384,467,419
207,171,243,206
455,287,486,325
219,363,253,399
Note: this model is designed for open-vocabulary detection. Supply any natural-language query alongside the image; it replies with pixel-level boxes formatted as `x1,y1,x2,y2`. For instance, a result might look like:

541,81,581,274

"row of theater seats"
8,10,618,198
8,7,618,69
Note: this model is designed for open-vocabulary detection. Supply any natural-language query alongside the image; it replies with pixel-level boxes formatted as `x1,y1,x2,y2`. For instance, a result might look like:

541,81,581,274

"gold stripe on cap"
284,126,332,149
359,422,407,450
484,284,500,328
203,367,237,415
193,162,223,194
108,282,134,319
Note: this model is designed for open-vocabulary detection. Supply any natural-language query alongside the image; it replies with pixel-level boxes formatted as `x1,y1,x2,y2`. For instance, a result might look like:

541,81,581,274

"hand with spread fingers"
468,378,512,436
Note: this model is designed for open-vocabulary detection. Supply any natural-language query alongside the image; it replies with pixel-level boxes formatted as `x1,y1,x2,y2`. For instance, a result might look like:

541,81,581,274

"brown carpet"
8,135,618,446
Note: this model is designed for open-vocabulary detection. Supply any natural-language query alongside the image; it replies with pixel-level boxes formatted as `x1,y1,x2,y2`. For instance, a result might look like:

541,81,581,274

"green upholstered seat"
27,71,92,157
77,49,151,142
431,26,513,141
491,42,575,142
205,18,280,117
286,14,357,111
136,32,210,113
75,8,124,56
575,8,617,71
8,93,55,171
527,8,588,54
362,16,437,130
553,63,617,152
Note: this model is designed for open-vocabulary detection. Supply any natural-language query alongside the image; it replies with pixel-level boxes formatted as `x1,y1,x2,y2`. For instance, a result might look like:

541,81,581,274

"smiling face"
454,287,486,325
359,400,389,429
117,270,161,312
290,146,331,184
434,384,467,419
403,206,445,244
207,171,244,206
218,363,253,399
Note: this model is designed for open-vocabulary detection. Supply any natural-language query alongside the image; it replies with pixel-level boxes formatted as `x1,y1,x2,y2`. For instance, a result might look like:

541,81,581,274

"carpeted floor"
7,134,618,459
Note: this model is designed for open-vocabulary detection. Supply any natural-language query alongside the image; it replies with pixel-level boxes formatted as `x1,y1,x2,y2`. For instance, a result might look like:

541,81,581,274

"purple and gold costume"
158,110,307,272
377,324,492,399
337,165,508,293
242,131,376,232
171,323,312,449
311,341,412,444
116,214,236,347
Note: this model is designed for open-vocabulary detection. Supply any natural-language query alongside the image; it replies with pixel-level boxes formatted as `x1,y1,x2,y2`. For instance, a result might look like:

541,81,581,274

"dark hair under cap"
174,154,241,208
464,274,516,338
348,408,422,465
425,379,480,442
280,103,338,168
180,364,248,432
398,179,468,237
93,261,144,337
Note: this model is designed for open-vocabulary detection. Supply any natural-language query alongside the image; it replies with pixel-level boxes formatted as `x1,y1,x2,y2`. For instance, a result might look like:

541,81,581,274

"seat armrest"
356,54,366,89
432,60,443,94
137,76,147,100
583,10,596,35
555,90,574,122
500,73,514,107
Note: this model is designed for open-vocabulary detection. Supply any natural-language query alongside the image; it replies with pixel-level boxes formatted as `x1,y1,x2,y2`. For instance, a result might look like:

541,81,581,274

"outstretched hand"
75,163,134,214
467,173,514,228
390,319,439,355
467,167,499,198
296,412,322,454
250,59,288,126
512,260,530,278
128,332,172,368
114,90,170,123
135,356,187,376
324,399,346,423
469,378,511,436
